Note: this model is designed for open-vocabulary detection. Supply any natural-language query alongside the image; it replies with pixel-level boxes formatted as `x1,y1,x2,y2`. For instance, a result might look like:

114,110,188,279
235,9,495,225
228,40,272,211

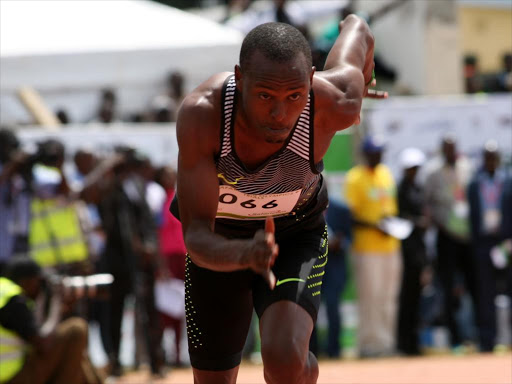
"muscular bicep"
176,99,220,239
177,149,219,234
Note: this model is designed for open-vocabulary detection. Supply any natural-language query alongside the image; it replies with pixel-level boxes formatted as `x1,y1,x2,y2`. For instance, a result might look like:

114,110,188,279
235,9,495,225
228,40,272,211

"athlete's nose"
270,101,286,122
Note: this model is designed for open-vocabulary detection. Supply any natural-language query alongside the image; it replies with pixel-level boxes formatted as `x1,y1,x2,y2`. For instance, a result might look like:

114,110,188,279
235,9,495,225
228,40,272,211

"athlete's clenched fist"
241,217,279,289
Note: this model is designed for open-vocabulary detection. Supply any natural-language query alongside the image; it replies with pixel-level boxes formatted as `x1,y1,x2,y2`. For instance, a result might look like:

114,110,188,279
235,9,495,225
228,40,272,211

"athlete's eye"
289,93,301,101
259,93,271,100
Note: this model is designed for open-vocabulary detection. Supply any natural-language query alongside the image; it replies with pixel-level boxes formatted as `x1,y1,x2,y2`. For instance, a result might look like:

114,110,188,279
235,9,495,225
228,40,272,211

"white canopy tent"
0,0,244,124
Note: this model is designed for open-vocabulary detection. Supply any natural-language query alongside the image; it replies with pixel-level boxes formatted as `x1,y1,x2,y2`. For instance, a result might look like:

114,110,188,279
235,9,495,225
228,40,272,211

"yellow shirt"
344,164,400,253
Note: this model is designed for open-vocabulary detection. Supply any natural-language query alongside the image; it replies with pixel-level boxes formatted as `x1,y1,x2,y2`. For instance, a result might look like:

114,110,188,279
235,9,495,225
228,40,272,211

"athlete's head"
235,22,314,144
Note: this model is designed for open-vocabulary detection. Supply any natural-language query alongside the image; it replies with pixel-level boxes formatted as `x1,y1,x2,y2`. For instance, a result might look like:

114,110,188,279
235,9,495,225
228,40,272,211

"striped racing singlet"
214,75,328,236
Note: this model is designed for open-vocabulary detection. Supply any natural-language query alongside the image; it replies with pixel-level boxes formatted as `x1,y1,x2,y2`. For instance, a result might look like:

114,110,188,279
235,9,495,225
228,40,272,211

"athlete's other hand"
244,217,279,290
364,78,388,99
354,78,387,125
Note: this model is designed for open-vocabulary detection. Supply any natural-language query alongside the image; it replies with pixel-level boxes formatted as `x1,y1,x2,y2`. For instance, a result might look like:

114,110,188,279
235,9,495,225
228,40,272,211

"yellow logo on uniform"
217,173,244,185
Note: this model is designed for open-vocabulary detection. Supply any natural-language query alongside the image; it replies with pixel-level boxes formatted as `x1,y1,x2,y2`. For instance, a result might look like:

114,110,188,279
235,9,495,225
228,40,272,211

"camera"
47,273,114,300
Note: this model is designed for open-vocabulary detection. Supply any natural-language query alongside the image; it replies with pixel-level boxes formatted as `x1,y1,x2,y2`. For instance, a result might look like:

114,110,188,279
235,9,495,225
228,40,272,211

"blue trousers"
321,251,347,357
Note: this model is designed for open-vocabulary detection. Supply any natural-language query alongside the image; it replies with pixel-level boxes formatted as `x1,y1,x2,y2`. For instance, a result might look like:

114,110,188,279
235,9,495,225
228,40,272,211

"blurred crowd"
54,70,186,126
0,128,187,381
464,53,512,94
312,134,512,360
1,125,511,383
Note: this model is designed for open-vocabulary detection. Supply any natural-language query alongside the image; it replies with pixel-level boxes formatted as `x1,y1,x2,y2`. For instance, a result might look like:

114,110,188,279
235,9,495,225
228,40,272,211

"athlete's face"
235,50,314,144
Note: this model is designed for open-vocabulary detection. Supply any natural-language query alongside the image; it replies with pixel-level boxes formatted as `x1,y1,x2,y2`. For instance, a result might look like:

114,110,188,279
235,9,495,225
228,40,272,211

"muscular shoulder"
176,72,231,157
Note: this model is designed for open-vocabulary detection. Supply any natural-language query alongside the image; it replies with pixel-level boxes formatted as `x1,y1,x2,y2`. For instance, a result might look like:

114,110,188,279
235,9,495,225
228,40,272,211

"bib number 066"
216,186,301,219
219,193,278,209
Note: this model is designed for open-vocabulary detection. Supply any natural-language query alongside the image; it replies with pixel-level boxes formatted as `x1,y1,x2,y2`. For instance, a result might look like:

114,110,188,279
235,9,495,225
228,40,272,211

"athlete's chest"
233,135,284,171
215,148,315,220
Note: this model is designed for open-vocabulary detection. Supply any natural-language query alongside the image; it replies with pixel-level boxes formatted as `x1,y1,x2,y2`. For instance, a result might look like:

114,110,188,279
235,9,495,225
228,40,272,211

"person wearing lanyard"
468,141,512,352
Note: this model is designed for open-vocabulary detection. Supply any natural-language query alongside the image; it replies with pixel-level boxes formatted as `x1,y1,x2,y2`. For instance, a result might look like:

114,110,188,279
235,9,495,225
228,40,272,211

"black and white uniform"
173,75,329,371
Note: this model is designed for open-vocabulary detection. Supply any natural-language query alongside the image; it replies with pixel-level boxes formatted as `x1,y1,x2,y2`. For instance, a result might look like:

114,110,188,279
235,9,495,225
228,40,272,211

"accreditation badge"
483,208,501,233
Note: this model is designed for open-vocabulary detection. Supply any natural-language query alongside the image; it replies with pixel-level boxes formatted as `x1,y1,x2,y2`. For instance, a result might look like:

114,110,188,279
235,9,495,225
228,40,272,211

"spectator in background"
93,147,163,376
0,257,103,384
71,149,105,266
150,96,173,123
155,166,186,281
91,148,140,376
497,53,512,92
150,71,186,123
92,89,118,124
321,199,352,359
424,134,476,350
55,109,70,125
131,156,166,376
463,55,482,94
168,71,186,108
344,135,401,358
154,165,186,366
24,139,94,277
467,141,512,352
0,128,31,274
138,157,166,220
396,148,430,356
73,149,98,180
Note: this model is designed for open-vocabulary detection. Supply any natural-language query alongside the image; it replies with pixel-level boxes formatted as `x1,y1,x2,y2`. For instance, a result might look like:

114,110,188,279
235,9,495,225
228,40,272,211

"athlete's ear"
234,65,243,92
310,66,315,87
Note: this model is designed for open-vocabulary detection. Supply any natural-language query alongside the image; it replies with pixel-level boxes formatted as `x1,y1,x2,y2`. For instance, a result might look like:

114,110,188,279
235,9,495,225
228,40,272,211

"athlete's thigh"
185,255,254,371
252,220,328,323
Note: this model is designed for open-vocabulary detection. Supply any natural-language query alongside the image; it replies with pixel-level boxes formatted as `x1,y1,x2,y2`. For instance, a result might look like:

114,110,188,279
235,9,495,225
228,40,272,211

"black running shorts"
184,216,328,371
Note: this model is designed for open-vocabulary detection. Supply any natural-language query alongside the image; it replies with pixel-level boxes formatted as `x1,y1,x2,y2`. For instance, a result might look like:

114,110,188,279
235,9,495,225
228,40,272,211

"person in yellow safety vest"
29,193,89,267
29,161,89,268
0,257,102,384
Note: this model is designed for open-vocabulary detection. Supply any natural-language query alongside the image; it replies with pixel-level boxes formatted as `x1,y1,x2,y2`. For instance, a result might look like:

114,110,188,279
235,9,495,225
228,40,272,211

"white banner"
366,93,512,178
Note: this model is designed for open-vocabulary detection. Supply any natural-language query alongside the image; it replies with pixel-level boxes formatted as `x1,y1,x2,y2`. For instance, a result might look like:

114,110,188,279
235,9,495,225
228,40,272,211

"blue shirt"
0,165,31,262
325,199,352,253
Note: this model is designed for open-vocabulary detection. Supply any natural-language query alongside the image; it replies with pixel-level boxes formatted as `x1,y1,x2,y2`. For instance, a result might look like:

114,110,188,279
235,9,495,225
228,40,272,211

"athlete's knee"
261,338,309,384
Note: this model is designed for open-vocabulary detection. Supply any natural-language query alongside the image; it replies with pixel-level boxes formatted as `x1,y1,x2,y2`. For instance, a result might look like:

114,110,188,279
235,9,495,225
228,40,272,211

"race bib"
216,185,301,220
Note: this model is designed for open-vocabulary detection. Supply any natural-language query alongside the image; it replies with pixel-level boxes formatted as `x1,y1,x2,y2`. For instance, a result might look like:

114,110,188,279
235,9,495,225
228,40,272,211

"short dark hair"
0,127,19,164
239,22,312,71
3,257,41,283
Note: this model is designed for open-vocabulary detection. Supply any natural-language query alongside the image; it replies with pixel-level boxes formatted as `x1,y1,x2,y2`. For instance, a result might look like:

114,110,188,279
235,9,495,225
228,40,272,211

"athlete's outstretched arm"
323,14,382,98
314,14,385,132
176,83,277,286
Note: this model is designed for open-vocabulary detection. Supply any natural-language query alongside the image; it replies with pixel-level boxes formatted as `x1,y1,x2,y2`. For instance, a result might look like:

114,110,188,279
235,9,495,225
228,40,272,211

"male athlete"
173,15,384,384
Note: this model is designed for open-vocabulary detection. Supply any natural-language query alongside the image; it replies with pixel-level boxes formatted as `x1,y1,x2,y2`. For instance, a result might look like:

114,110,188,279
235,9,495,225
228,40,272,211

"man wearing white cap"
396,148,429,355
